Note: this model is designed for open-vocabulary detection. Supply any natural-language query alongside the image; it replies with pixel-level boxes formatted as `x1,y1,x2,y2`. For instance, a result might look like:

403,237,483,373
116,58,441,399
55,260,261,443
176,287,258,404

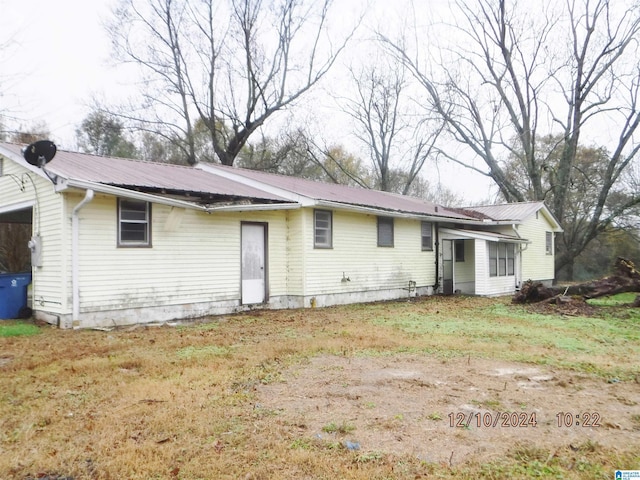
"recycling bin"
0,273,32,319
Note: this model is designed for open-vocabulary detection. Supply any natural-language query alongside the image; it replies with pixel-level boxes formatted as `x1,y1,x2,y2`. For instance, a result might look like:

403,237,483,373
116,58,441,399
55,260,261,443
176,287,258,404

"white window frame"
545,231,553,255
489,242,516,277
118,199,151,247
314,209,333,249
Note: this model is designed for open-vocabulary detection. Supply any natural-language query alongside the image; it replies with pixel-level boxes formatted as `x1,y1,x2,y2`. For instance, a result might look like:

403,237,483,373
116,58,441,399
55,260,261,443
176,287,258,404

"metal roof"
469,201,562,231
0,143,288,203
470,202,545,221
2,142,549,224
206,164,480,220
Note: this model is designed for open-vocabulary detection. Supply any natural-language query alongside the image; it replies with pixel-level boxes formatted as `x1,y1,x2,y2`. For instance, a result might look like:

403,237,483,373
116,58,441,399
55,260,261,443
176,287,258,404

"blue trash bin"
0,273,32,319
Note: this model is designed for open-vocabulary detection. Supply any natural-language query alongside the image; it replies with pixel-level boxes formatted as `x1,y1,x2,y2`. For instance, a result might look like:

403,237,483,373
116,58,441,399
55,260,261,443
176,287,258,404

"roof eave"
314,200,506,224
56,178,209,211
56,178,303,213
440,227,530,243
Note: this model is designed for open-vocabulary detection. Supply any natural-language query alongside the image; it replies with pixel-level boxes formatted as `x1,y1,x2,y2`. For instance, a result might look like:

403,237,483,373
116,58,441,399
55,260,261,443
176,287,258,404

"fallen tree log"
513,257,640,304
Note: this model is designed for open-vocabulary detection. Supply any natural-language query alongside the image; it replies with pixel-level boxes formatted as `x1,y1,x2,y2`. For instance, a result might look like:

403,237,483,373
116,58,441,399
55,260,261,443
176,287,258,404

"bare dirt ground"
257,354,640,466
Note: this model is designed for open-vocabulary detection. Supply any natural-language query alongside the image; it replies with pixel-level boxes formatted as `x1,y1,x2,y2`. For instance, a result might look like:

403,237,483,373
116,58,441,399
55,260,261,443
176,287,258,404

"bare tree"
76,111,138,158
108,0,356,166
338,61,443,194
382,0,640,278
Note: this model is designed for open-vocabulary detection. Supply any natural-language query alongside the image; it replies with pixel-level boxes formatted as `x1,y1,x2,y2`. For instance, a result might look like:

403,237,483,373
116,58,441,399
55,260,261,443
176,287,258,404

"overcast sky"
0,0,495,203
0,0,123,143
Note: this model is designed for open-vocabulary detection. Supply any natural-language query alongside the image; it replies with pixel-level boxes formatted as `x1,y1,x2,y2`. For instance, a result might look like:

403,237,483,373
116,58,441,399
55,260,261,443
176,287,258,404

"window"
118,199,151,246
489,243,498,277
455,239,465,262
377,217,394,247
421,222,433,251
489,242,515,277
314,210,332,248
545,232,553,255
507,243,515,275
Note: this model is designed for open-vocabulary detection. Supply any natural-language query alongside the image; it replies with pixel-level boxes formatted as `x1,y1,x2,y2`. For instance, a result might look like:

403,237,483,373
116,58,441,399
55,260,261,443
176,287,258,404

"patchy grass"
0,295,638,479
0,321,41,337
587,292,638,306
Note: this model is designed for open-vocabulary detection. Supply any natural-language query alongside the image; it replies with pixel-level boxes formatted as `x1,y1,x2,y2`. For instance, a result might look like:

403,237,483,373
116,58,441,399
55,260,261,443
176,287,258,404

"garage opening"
0,206,33,316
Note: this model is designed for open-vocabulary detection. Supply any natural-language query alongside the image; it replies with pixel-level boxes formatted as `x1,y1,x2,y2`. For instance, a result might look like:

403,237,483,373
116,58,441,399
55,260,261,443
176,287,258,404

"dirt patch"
257,354,640,465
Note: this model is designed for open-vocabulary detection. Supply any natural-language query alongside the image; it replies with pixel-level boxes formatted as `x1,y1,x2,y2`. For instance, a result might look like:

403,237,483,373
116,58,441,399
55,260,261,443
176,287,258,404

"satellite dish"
23,140,57,167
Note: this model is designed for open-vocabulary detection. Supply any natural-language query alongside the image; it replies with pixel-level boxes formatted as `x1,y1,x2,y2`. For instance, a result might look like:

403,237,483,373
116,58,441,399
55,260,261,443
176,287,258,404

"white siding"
454,239,475,294
0,158,68,318
302,210,436,301
474,239,515,296
517,211,556,282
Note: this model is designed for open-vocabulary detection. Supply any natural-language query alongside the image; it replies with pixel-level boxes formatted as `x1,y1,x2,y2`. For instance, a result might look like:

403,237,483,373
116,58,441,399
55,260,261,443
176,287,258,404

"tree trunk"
513,257,640,304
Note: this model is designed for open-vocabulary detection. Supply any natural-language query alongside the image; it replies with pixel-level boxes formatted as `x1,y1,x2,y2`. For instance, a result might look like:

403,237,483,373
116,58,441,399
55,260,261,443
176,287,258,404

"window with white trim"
489,242,515,277
545,232,553,255
421,221,433,251
118,199,151,247
314,209,332,248
377,217,394,247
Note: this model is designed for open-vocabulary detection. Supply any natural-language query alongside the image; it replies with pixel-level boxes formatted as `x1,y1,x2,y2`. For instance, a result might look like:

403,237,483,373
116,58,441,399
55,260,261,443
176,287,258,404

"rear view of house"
0,142,562,328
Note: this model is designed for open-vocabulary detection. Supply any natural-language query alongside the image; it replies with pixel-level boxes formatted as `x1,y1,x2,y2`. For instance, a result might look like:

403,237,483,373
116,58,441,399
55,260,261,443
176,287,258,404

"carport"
0,202,34,317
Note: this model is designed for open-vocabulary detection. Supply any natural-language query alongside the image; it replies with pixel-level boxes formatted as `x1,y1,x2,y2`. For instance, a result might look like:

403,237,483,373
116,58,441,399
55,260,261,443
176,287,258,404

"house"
0,142,562,328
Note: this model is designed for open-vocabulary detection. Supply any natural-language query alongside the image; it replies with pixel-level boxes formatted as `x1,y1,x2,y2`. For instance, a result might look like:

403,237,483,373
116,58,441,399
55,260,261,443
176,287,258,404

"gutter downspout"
434,223,440,293
512,224,525,290
72,189,94,327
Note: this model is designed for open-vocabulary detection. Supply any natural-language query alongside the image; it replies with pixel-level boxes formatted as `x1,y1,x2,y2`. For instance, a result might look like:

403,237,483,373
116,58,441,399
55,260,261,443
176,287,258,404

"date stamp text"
447,411,602,428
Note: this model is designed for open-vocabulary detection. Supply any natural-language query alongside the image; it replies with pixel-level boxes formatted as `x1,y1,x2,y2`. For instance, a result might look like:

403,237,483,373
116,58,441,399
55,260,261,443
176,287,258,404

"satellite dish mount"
23,140,57,168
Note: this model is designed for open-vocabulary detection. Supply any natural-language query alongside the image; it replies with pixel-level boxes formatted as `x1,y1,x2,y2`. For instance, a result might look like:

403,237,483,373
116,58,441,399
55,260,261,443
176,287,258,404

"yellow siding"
302,210,436,295
285,209,305,296
517,212,556,282
70,194,290,314
0,158,68,316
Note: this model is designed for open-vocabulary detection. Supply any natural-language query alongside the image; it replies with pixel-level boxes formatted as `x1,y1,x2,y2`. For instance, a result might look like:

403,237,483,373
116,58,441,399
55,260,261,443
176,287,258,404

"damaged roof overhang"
55,178,301,212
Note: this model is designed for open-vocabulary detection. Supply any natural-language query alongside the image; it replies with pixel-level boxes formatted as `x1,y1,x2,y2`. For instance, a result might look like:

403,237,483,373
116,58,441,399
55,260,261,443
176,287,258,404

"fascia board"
315,200,504,225
56,178,209,211
439,227,530,243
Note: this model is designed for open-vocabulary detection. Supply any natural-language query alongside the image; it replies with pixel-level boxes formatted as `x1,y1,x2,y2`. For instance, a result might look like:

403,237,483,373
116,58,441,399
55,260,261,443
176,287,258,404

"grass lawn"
0,295,639,479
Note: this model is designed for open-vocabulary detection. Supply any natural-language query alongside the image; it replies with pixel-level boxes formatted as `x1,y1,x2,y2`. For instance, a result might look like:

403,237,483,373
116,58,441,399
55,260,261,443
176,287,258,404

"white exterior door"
241,223,266,304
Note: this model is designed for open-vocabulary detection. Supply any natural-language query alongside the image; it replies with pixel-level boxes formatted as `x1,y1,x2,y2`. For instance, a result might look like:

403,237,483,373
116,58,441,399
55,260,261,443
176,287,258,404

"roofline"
0,144,55,182
539,205,563,232
56,178,209,210
196,162,316,206
439,227,530,243
470,200,563,232
56,178,302,213
315,200,503,224
199,163,517,224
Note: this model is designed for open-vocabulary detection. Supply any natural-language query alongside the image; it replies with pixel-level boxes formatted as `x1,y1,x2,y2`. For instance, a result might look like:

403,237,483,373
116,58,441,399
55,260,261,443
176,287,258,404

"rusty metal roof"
1,142,512,221
207,164,479,220
0,143,288,203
